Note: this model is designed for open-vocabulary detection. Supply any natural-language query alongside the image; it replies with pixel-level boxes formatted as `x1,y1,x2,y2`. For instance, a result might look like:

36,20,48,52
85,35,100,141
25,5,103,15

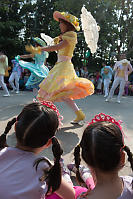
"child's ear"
14,121,18,131
120,151,125,168
45,138,52,148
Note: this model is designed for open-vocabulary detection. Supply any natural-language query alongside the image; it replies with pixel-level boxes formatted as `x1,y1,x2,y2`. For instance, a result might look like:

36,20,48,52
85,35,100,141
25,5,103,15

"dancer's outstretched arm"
41,40,68,52
26,40,69,55
20,54,34,59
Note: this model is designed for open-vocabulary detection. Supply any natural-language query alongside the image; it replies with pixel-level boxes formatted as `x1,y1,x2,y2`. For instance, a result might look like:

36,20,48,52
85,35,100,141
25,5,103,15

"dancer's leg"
104,79,110,97
14,72,20,92
0,75,10,95
117,78,126,102
107,77,120,100
9,72,16,91
63,98,79,112
63,98,85,123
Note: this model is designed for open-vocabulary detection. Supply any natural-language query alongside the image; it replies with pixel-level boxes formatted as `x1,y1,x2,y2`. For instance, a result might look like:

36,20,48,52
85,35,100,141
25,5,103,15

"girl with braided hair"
72,113,133,199
0,102,75,199
47,113,133,199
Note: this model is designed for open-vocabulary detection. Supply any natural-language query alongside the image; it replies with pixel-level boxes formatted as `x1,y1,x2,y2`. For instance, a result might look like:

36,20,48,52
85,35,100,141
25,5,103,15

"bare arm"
55,178,75,199
41,40,68,52
20,54,34,59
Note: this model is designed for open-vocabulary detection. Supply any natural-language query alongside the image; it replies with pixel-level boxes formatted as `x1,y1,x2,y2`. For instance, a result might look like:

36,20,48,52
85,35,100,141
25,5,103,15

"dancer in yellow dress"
26,11,94,124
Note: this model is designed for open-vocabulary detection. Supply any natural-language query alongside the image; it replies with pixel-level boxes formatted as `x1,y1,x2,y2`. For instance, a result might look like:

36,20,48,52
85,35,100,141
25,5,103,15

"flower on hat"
61,12,65,15
74,21,79,26
60,11,80,31
66,15,70,19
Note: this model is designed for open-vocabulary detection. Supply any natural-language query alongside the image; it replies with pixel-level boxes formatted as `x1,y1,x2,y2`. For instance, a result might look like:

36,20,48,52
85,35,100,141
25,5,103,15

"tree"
0,0,25,59
0,0,132,68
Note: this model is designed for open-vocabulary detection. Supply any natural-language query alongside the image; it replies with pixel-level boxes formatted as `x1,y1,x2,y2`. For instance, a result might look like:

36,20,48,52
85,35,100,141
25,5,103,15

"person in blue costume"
16,37,49,98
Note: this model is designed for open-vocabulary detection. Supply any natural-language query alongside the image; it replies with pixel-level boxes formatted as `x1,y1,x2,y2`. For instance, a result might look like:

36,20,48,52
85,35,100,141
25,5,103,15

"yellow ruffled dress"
38,31,94,102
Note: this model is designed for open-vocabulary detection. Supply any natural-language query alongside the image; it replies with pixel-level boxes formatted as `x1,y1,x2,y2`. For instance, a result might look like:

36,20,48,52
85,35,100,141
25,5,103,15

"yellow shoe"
71,110,85,124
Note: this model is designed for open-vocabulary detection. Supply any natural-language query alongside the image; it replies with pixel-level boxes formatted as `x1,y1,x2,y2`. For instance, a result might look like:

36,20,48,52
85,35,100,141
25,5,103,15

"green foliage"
0,0,132,69
0,0,25,60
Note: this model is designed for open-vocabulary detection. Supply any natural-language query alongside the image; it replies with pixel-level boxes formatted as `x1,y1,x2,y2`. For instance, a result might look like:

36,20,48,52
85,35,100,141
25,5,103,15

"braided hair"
0,118,16,149
74,121,133,187
0,102,63,192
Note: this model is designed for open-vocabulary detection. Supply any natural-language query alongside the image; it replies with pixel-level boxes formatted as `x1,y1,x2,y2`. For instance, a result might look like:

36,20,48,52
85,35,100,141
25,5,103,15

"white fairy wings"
81,6,100,54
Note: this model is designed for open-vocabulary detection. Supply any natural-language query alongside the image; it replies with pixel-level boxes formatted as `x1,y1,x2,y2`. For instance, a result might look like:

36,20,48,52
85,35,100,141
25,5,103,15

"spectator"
130,72,133,84
75,67,80,77
80,67,85,77
72,113,133,199
83,67,89,78
0,102,75,199
89,75,95,85
123,81,130,96
0,52,10,96
96,75,102,94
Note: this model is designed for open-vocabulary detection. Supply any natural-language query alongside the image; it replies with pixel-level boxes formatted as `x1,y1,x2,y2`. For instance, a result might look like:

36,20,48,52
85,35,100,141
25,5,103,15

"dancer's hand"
25,45,41,55
15,55,20,61
54,36,60,45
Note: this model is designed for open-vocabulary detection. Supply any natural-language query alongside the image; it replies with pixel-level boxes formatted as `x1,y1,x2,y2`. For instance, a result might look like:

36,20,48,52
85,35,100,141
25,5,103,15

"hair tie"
120,145,126,152
51,136,56,140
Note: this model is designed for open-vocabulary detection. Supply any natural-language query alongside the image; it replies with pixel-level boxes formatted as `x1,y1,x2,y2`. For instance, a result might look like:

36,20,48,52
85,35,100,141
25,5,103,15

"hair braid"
0,118,16,149
123,145,133,170
46,137,63,193
74,145,84,184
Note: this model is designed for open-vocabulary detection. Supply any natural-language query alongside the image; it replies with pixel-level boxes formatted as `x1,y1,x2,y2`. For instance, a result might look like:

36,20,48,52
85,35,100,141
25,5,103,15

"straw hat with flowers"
53,11,80,31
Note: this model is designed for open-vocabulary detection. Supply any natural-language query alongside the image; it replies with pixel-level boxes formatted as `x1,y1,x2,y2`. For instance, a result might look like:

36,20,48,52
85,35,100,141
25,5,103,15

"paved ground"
0,90,133,176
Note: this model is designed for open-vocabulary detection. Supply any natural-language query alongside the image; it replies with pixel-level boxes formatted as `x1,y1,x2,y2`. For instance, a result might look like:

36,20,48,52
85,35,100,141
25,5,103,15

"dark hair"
0,52,4,55
74,121,133,183
0,102,63,193
59,18,75,32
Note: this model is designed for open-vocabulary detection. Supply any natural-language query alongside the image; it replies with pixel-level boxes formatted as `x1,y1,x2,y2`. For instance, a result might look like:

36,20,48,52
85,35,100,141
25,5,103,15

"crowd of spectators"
1,61,133,96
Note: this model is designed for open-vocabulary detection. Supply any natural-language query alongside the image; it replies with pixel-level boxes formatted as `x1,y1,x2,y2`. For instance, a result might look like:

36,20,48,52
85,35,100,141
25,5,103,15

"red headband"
87,113,125,143
39,100,63,126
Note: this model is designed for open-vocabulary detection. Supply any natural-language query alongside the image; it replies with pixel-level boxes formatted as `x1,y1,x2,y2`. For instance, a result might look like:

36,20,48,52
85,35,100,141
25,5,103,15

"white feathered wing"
41,33,54,46
81,6,100,54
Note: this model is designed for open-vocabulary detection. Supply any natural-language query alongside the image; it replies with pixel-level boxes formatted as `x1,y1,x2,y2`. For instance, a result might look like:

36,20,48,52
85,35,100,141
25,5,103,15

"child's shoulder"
121,175,133,184
120,176,133,198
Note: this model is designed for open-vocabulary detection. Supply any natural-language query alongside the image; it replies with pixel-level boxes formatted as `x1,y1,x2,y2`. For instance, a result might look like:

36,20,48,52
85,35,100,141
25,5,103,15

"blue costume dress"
17,52,49,89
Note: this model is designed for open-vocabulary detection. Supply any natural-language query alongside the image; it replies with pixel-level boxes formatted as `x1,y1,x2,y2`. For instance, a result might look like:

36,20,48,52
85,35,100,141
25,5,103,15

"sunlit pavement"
0,90,133,176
